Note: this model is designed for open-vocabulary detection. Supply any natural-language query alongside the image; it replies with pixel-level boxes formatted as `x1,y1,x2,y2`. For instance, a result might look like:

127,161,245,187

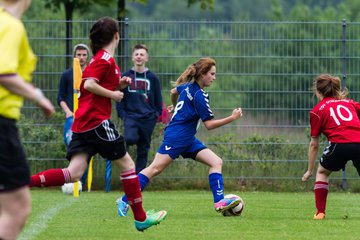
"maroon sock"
121,169,146,222
30,168,71,187
314,181,329,214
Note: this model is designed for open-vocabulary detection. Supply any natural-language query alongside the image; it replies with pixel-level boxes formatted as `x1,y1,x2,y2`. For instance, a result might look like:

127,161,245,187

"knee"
317,165,331,176
70,174,82,182
211,158,223,170
316,168,324,175
124,133,138,145
68,169,85,182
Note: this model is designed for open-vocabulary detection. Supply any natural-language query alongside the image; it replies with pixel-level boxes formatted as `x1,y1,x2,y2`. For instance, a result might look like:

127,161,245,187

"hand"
65,111,73,118
167,105,174,113
36,98,55,119
231,107,243,120
302,170,312,182
119,76,131,89
112,90,124,102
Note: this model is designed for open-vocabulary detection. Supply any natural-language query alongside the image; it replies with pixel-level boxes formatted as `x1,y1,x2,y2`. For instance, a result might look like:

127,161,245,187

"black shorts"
320,142,360,175
66,120,126,161
0,116,30,192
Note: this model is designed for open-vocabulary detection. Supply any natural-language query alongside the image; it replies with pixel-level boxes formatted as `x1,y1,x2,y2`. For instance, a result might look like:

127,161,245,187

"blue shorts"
158,137,207,160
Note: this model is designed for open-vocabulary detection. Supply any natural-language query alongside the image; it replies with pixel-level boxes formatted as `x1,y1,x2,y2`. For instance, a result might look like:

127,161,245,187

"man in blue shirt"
57,43,89,146
116,44,163,173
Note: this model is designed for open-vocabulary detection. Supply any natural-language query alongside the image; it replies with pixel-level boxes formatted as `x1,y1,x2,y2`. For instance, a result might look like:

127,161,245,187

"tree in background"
44,0,113,68
41,0,214,68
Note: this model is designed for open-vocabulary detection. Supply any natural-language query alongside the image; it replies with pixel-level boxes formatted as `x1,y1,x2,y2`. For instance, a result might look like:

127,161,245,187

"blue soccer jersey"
163,81,214,146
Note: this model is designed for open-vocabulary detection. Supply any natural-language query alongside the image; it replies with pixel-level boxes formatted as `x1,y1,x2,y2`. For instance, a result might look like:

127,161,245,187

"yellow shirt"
0,8,37,120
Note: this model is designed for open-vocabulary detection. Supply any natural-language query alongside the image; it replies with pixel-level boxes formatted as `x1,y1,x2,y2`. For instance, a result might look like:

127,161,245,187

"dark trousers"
123,117,157,173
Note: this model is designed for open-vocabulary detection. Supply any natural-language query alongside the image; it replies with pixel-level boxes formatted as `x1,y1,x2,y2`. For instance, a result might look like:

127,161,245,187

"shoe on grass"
214,197,241,213
314,212,325,220
116,198,129,217
135,210,168,231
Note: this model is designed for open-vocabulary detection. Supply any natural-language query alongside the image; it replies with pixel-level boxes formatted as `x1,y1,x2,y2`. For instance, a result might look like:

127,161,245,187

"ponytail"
173,58,216,87
313,74,348,99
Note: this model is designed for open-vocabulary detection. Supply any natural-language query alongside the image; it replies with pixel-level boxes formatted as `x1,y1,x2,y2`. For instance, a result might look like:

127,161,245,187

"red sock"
30,168,71,187
314,181,329,214
121,169,146,222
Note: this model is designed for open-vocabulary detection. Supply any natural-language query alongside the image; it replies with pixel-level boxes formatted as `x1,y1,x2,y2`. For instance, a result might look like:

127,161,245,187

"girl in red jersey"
302,74,360,220
30,17,167,231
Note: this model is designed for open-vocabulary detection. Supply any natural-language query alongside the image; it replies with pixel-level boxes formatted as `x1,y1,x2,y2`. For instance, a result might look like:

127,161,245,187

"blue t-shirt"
163,81,214,146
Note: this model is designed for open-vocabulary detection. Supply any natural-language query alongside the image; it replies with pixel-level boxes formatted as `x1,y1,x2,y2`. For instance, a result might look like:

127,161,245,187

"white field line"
18,197,75,240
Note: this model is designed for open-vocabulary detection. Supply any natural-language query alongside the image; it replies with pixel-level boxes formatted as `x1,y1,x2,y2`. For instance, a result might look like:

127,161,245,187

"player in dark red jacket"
30,16,167,231
302,74,360,220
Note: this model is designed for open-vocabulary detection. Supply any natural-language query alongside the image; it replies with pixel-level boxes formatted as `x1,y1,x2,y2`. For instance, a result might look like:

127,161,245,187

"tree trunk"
64,2,74,69
117,0,127,71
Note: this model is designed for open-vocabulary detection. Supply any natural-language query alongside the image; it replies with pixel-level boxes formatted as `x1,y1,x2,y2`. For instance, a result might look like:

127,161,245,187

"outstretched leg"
30,153,88,187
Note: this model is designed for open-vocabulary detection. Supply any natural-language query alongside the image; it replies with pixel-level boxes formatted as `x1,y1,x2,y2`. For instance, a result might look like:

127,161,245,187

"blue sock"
208,173,224,203
121,173,149,203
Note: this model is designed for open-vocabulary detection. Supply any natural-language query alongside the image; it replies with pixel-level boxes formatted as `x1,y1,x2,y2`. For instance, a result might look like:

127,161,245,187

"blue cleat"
116,198,129,217
135,210,168,231
214,196,241,213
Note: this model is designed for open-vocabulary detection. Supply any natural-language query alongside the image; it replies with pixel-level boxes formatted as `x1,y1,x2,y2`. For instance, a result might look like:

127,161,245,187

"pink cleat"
214,196,241,213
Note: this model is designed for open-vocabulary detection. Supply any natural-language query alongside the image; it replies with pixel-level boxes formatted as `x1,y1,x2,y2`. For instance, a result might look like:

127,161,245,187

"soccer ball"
222,194,244,217
61,181,82,195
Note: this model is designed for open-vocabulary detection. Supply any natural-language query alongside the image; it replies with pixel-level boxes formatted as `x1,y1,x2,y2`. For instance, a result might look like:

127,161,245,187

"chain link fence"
22,19,360,190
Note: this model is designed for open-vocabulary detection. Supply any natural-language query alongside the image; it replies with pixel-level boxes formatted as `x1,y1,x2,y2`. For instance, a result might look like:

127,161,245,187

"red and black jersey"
310,97,360,143
72,49,120,132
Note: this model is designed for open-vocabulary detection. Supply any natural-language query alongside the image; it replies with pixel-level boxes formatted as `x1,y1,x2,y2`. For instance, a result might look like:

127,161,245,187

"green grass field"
20,190,360,240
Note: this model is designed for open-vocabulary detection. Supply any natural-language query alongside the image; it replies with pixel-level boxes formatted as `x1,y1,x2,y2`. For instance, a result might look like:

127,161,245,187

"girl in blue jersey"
117,57,243,216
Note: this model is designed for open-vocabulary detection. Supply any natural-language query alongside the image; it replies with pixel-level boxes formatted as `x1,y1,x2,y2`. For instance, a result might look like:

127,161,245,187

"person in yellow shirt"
0,0,55,239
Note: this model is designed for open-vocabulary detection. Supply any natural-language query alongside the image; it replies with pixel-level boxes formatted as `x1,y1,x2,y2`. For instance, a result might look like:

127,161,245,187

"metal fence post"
341,18,347,191
124,18,129,70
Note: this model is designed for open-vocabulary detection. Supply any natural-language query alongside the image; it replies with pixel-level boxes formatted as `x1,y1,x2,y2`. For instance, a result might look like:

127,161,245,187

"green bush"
21,115,360,192
19,112,68,173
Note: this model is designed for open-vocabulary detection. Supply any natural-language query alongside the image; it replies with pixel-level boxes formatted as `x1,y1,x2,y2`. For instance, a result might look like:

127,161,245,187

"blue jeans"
63,116,73,146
